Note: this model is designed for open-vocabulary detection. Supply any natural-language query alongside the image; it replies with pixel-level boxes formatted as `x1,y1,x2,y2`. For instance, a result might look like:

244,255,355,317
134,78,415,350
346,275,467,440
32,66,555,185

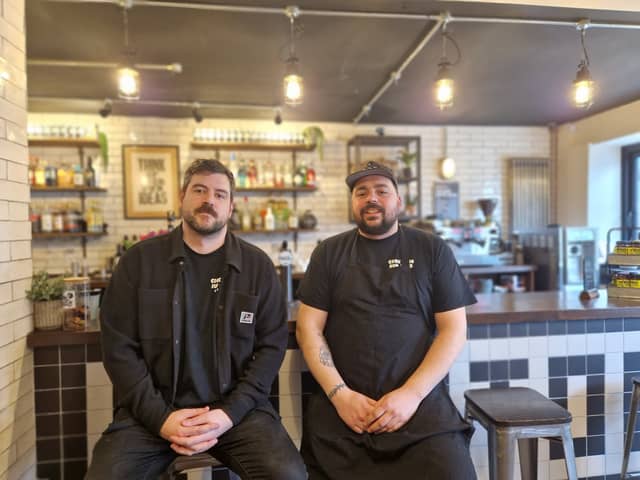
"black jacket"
100,225,287,435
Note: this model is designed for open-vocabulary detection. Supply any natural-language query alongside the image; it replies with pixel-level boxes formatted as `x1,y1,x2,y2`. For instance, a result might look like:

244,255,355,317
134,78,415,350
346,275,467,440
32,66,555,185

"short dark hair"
181,159,235,199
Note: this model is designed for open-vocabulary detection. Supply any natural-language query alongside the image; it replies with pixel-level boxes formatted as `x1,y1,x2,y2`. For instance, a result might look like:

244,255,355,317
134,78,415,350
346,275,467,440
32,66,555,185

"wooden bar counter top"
466,289,640,324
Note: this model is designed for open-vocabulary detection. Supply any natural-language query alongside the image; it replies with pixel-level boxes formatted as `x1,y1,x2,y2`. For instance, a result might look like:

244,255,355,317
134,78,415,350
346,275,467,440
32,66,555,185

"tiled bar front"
29,292,640,480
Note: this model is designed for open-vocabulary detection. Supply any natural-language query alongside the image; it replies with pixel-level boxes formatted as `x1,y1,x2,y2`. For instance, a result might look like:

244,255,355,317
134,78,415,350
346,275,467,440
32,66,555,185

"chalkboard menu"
434,181,459,220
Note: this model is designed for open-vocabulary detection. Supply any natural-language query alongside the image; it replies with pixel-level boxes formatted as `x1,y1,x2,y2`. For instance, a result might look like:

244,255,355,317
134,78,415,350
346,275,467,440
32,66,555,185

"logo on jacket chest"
210,277,222,292
387,258,415,269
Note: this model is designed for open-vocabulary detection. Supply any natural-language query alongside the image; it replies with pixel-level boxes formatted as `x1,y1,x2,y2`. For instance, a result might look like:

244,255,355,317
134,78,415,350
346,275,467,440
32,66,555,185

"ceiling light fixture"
99,99,113,118
434,14,460,111
192,102,203,123
118,2,140,100
283,5,303,106
572,19,595,109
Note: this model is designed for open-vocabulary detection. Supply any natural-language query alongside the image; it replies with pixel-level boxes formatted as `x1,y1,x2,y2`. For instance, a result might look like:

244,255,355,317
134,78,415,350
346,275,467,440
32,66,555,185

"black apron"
301,228,472,479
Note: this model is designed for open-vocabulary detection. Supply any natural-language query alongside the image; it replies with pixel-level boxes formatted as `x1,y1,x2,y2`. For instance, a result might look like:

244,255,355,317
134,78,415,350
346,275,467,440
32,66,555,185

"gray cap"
345,161,397,191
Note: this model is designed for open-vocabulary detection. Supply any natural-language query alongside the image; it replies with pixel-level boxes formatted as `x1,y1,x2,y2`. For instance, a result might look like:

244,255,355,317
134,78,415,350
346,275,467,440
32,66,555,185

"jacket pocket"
138,288,172,390
230,291,258,339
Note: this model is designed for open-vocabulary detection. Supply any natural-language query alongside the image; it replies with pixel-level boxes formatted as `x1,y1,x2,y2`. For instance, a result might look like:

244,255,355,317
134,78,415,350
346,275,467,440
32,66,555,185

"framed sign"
122,145,180,219
434,181,459,220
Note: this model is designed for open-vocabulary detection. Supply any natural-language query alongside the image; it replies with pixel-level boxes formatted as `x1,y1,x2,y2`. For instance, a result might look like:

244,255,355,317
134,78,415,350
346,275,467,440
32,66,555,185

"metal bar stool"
166,453,229,479
621,377,640,479
464,387,577,480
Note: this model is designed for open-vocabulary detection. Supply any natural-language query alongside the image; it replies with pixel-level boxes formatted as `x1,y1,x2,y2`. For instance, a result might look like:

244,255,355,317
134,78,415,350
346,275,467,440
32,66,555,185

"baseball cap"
345,161,398,191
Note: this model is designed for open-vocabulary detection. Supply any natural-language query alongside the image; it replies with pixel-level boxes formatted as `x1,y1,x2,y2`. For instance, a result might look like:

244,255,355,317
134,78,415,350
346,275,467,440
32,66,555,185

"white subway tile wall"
0,0,34,478
27,113,549,274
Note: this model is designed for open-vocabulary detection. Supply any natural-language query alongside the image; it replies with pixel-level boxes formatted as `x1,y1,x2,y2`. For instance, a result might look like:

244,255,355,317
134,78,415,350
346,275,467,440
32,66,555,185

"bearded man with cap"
296,161,477,479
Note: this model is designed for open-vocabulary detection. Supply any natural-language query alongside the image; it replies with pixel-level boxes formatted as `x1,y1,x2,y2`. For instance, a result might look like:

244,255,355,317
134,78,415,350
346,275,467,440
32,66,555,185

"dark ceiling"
25,0,640,125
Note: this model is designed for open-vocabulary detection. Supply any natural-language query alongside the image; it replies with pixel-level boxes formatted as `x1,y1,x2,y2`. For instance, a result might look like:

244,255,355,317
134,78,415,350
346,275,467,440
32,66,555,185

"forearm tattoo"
319,345,334,367
317,332,334,367
327,383,346,399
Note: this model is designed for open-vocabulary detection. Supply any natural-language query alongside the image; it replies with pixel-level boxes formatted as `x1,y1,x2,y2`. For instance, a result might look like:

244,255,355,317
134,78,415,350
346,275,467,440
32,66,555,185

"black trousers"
86,409,307,480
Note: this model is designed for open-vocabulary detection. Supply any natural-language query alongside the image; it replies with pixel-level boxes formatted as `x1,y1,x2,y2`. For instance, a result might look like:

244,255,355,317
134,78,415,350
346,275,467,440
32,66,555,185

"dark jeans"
86,409,307,480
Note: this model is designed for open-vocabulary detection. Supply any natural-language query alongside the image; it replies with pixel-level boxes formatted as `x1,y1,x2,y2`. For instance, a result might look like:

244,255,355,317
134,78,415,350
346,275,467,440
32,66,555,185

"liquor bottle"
34,159,46,186
73,165,84,187
241,197,252,231
283,164,293,187
247,159,258,187
293,164,307,187
264,206,275,231
263,160,275,187
275,164,284,188
306,163,317,187
40,205,53,233
84,156,96,187
237,158,248,188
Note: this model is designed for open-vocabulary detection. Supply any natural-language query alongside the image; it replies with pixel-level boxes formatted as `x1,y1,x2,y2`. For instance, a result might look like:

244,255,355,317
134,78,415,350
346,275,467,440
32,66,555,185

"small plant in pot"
27,271,65,330
398,149,417,179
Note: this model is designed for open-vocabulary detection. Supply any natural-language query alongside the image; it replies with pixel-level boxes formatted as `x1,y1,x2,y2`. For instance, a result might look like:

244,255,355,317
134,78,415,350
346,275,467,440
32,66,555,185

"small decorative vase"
299,210,318,230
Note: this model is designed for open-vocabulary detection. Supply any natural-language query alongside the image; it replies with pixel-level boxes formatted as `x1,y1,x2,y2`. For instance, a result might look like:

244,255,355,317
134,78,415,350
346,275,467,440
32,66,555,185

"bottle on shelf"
263,160,275,187
84,156,96,187
264,206,275,231
241,197,252,231
30,205,41,234
247,159,258,187
293,164,307,187
40,205,53,233
252,205,263,231
306,162,317,187
228,152,238,180
73,165,84,187
44,162,58,187
288,209,299,230
237,158,248,188
34,159,46,186
52,206,64,232
28,156,36,185
275,164,285,188
283,163,293,187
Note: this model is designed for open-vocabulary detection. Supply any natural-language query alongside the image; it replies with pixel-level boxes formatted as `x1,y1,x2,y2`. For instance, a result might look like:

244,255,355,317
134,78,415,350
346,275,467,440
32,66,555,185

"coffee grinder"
476,198,501,254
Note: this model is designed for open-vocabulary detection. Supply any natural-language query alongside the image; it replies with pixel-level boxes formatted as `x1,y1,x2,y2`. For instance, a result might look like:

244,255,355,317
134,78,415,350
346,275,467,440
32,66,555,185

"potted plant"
26,271,65,330
302,126,325,161
398,149,417,179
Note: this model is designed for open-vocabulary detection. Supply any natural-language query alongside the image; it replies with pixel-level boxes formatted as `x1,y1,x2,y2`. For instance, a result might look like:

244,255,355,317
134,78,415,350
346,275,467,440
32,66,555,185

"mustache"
195,204,217,216
360,203,384,215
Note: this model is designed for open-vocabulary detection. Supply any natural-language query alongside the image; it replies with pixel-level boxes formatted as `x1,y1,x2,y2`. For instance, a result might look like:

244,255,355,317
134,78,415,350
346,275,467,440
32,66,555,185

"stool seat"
166,453,227,479
465,387,577,480
464,387,572,427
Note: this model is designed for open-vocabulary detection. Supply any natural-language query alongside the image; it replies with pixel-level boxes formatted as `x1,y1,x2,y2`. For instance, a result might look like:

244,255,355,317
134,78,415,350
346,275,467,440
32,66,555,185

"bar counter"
467,289,640,324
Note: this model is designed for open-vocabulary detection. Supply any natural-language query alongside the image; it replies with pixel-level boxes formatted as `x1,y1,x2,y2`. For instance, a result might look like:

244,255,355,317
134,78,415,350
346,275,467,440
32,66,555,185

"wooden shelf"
347,135,420,147
236,186,316,193
33,232,106,239
397,176,418,184
31,186,107,193
28,138,100,148
190,141,315,152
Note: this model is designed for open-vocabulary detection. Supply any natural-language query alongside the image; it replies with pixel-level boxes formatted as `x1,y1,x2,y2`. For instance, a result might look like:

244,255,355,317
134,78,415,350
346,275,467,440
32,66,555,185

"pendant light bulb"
572,62,594,109
434,62,454,110
283,5,303,107
117,67,140,100
284,64,303,106
439,157,456,180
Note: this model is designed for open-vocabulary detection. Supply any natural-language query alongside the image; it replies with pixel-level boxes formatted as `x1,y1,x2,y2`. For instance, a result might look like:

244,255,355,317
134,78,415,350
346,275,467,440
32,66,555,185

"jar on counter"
613,272,630,288
62,277,90,331
614,241,631,255
629,272,640,289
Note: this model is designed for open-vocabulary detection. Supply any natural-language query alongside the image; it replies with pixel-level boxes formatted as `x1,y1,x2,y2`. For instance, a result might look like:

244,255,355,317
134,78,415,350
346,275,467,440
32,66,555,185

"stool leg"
518,438,538,480
622,384,640,479
560,425,578,480
490,427,515,480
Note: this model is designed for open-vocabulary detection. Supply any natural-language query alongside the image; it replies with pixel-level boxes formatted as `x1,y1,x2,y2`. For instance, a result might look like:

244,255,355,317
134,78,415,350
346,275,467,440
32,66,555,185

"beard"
354,203,397,236
183,203,227,236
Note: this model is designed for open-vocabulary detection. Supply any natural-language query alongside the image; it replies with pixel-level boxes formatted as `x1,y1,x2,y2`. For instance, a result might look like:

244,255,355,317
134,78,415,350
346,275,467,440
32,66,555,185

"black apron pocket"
229,291,258,374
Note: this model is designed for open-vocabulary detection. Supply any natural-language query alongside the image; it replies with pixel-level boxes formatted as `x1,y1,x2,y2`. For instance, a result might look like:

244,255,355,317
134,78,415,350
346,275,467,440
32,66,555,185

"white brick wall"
0,1,35,479
27,113,549,274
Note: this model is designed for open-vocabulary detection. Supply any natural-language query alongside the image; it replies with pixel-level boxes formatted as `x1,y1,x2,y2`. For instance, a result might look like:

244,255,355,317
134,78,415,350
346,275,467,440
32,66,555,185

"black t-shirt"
175,242,225,408
298,226,476,318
